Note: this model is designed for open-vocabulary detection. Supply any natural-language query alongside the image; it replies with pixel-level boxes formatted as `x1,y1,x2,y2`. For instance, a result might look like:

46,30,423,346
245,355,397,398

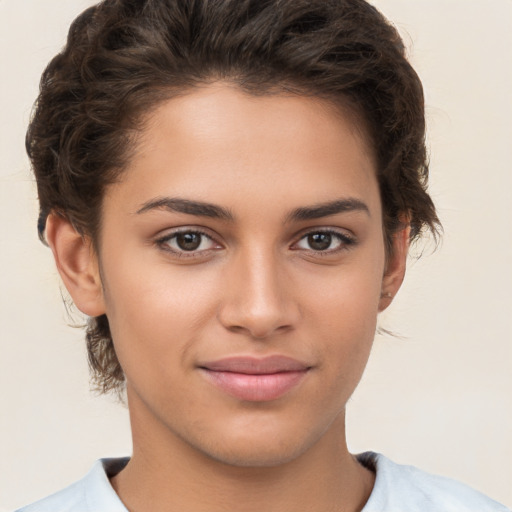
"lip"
199,356,311,402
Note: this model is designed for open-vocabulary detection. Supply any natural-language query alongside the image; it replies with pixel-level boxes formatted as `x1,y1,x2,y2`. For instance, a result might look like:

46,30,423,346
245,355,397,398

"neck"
111,389,374,512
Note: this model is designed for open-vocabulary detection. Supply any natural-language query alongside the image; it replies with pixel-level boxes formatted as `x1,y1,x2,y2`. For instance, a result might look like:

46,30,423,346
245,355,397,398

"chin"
188,418,326,469
202,438,310,469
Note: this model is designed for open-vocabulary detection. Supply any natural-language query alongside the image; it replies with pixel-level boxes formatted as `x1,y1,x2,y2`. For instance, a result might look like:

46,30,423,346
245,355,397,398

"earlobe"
378,223,410,312
45,213,106,317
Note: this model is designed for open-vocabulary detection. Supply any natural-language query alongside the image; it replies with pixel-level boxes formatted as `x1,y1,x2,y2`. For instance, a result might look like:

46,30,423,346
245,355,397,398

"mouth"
199,355,311,402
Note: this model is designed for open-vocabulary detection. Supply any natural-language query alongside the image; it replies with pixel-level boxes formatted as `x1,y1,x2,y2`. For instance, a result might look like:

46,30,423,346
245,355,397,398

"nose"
217,248,300,339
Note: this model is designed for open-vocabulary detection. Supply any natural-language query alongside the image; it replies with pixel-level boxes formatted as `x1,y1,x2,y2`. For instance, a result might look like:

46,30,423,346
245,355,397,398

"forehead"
106,83,380,220
139,83,375,165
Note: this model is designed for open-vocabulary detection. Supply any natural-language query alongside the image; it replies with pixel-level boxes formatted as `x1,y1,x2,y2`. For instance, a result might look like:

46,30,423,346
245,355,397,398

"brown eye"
158,230,219,255
294,230,355,254
176,232,202,251
307,233,332,251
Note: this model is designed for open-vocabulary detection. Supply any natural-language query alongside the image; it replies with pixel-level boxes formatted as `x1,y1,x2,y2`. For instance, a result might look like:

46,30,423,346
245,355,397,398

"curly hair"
27,0,440,395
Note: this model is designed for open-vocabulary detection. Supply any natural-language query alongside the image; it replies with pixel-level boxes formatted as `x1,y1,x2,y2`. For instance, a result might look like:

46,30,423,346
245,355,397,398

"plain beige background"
1,0,511,510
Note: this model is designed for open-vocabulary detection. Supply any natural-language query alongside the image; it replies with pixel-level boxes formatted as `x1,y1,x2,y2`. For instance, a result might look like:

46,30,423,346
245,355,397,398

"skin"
47,83,409,512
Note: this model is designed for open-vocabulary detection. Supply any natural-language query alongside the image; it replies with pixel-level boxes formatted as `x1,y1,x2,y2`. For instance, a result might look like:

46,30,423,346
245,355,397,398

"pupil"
177,232,201,251
308,233,331,251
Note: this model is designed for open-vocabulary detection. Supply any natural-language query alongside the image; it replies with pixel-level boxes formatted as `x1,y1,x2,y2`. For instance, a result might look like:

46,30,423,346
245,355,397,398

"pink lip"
199,356,311,402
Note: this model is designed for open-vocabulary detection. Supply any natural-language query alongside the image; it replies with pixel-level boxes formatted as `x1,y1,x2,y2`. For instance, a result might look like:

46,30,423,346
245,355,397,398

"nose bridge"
218,243,298,338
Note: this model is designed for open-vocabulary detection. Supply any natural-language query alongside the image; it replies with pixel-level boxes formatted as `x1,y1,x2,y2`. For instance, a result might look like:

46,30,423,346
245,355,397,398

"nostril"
216,257,300,338
221,317,294,340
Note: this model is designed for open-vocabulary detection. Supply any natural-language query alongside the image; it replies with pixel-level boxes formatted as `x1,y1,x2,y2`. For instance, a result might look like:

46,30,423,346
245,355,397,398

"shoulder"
14,458,129,512
358,452,510,512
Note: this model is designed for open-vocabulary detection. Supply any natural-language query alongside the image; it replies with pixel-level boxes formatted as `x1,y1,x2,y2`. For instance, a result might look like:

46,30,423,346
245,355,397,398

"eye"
156,229,220,256
294,230,355,253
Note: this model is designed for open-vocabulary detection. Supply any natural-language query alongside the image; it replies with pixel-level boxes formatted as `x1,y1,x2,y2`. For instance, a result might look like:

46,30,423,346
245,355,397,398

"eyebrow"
136,196,369,222
286,198,370,222
136,197,234,220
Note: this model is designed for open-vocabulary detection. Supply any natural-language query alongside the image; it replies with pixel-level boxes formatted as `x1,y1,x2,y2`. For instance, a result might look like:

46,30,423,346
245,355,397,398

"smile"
199,356,311,402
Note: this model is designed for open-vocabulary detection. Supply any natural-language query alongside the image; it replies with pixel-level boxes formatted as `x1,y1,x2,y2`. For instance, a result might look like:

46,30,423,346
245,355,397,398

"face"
57,83,406,467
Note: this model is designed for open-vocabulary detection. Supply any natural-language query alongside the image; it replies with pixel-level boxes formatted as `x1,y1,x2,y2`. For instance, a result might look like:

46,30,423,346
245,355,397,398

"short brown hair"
27,0,440,395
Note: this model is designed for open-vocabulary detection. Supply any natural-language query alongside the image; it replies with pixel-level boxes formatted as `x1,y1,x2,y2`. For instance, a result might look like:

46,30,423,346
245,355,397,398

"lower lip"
200,369,308,402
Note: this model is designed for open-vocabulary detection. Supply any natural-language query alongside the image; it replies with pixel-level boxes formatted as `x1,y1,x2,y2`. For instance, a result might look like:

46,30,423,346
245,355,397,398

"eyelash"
155,228,356,259
155,228,219,259
293,229,356,257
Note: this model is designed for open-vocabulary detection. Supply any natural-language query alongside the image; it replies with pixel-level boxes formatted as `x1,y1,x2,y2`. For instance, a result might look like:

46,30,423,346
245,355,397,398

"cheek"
101,254,221,378
316,284,379,373
309,295,378,413
302,250,384,331
299,251,384,385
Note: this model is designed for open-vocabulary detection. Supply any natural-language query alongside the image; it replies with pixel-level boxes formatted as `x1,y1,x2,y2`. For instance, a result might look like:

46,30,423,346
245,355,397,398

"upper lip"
199,355,310,374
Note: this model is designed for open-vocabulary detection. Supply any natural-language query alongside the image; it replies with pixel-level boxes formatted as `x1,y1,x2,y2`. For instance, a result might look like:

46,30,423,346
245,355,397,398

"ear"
378,223,410,312
45,213,106,317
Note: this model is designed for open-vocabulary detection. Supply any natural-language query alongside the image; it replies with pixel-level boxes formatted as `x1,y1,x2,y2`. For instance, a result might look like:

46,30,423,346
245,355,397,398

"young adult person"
16,0,510,511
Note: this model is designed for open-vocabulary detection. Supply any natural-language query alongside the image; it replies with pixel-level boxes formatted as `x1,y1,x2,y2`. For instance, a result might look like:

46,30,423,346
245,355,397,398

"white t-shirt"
15,452,510,512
